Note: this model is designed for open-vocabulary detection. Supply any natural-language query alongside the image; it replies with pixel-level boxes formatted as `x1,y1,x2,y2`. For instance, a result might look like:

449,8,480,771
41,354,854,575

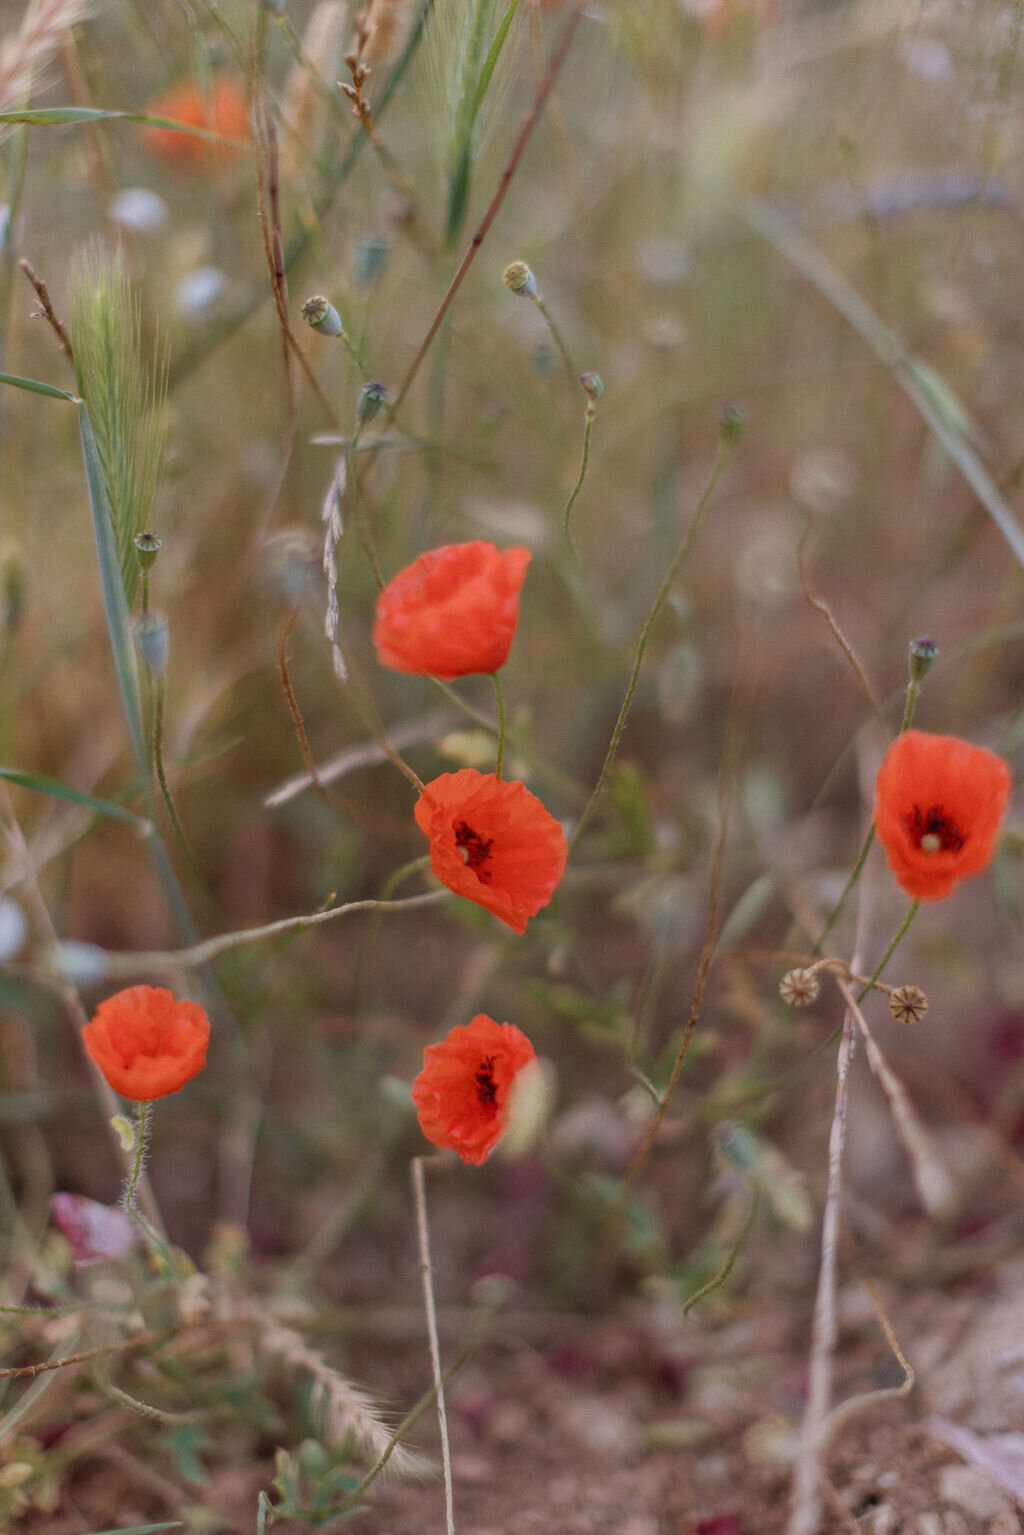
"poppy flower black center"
455,820,494,882
475,1055,497,1105
902,803,964,853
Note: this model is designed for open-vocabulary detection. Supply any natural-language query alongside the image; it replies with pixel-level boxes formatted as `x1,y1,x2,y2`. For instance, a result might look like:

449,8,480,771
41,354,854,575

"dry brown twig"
19,258,74,365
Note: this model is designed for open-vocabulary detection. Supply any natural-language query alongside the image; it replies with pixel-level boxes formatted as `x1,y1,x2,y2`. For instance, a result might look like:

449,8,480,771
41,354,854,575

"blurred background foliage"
1,0,1024,1524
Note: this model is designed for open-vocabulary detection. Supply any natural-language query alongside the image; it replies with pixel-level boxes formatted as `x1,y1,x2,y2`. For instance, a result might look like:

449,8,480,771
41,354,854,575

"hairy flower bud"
502,260,537,297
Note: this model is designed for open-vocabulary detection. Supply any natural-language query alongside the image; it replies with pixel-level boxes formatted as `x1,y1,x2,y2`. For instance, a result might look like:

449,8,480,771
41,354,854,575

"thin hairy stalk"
570,430,737,855
796,517,881,714
531,291,577,383
683,1184,759,1315
83,890,448,978
563,401,594,548
412,1157,454,1535
392,0,587,413
278,606,331,806
120,1102,174,1266
741,196,1024,571
491,671,507,776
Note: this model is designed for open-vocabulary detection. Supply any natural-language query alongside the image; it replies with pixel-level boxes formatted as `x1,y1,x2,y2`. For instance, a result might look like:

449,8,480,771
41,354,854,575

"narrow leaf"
0,106,241,145
0,766,149,829
0,369,77,401
472,0,519,119
77,403,147,774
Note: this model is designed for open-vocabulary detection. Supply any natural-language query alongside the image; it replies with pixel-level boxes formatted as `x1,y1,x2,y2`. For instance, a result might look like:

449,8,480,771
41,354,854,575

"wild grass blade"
0,368,76,400
0,766,150,829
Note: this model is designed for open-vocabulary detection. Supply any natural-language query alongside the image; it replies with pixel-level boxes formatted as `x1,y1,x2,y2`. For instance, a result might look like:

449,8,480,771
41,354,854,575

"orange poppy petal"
415,769,566,932
373,542,531,680
82,985,211,1101
412,1015,536,1164
874,730,1011,901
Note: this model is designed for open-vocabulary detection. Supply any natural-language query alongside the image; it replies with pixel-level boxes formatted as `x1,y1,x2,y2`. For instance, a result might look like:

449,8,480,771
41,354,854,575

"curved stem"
563,403,594,549
570,432,735,854
491,671,507,777
856,899,919,1002
531,292,578,384
812,669,927,956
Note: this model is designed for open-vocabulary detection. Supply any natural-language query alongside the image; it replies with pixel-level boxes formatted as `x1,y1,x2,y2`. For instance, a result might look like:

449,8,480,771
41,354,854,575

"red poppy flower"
373,541,532,680
144,76,250,171
412,1014,536,1164
415,769,566,933
82,985,211,1101
874,730,1011,901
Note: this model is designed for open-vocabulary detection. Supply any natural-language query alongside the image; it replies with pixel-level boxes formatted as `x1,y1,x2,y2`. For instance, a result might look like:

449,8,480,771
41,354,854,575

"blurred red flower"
874,730,1011,901
144,75,250,171
373,541,531,679
82,985,210,1101
415,769,566,932
412,1014,536,1164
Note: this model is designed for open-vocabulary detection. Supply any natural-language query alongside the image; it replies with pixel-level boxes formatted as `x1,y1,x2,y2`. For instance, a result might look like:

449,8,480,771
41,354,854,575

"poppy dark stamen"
475,1055,497,1105
455,820,494,882
902,803,965,853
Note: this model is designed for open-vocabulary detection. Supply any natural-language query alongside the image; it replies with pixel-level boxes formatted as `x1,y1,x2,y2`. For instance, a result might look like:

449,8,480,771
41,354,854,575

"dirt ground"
19,1249,1024,1535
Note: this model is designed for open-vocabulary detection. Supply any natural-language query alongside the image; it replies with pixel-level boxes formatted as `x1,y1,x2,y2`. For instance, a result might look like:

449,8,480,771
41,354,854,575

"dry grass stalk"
837,977,956,1218
0,0,89,117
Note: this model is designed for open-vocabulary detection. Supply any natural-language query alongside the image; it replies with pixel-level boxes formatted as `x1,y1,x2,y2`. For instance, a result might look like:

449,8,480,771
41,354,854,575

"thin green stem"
492,671,507,777
430,676,497,734
856,900,919,1003
140,570,150,616
563,403,594,548
569,432,736,854
531,292,578,384
812,668,927,955
152,679,204,884
346,429,385,590
682,1184,759,1315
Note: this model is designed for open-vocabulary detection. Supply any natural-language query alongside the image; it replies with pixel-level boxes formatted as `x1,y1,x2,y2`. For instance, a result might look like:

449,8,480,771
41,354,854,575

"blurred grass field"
2,0,1024,1529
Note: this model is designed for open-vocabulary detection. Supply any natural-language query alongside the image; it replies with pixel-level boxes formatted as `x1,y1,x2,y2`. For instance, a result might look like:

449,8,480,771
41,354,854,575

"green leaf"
472,0,519,119
77,402,147,775
0,106,241,145
0,369,77,401
0,765,149,829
